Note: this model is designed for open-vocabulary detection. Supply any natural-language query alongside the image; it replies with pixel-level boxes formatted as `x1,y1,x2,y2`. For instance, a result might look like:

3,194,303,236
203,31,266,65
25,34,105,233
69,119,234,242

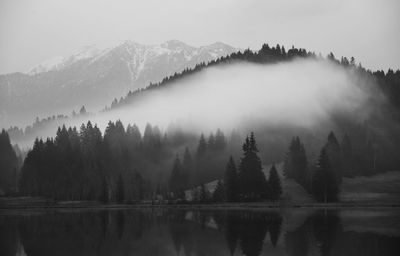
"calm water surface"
1,208,399,256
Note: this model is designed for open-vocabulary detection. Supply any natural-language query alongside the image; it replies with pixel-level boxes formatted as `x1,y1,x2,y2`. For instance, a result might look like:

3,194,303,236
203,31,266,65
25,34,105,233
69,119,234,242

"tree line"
283,130,374,202
0,130,19,194
109,43,400,124
0,118,399,203
18,121,152,201
6,106,88,144
169,132,283,203
11,119,284,202
15,120,236,202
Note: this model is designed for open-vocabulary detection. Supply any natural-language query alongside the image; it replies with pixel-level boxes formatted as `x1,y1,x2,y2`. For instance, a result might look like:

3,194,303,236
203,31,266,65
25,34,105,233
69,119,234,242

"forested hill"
108,43,400,114
5,42,400,148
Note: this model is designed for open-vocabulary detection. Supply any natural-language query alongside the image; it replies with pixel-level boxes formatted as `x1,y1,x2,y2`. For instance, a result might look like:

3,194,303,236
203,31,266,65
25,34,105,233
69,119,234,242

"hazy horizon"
1,0,400,75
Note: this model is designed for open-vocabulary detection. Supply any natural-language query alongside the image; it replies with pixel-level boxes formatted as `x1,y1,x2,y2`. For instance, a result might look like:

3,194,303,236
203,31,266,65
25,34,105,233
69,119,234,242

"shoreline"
1,200,400,211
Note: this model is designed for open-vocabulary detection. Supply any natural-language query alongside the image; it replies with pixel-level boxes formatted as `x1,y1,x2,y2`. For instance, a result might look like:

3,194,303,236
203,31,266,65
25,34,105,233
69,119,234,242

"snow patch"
29,56,65,74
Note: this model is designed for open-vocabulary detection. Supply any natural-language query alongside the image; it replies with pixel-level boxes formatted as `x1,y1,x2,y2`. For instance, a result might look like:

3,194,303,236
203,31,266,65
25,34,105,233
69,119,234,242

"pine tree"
238,132,268,201
151,125,162,148
195,134,208,185
268,165,282,201
224,156,238,202
214,129,227,151
283,137,308,187
341,134,354,177
196,134,207,158
142,123,154,148
0,130,18,194
182,147,193,187
169,155,183,198
311,148,339,203
126,124,141,147
297,140,308,187
208,133,216,150
325,131,342,183
79,105,87,115
19,138,43,196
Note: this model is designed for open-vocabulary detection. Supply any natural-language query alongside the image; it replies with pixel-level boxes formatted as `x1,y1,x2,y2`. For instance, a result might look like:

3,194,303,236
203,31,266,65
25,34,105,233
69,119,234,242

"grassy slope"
341,171,400,204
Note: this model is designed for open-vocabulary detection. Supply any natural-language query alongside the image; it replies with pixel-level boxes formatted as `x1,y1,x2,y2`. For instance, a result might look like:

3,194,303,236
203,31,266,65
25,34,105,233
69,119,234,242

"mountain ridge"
27,40,236,75
0,40,237,127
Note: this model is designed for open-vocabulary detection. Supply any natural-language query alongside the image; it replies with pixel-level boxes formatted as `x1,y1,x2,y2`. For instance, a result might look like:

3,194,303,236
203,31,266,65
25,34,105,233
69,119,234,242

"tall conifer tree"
238,133,268,201
224,156,238,202
268,165,282,201
311,148,339,202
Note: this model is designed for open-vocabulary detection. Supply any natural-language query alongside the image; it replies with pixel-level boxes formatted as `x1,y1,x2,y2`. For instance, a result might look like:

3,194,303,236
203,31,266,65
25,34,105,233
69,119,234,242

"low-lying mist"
10,58,385,149
99,59,378,133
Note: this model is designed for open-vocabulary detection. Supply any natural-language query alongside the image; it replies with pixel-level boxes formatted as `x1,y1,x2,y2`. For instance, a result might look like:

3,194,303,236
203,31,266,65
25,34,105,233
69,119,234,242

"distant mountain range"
0,40,237,127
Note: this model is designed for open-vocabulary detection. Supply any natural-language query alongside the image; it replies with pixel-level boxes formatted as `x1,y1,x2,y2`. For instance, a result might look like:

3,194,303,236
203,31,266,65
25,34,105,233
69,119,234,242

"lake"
1,207,400,256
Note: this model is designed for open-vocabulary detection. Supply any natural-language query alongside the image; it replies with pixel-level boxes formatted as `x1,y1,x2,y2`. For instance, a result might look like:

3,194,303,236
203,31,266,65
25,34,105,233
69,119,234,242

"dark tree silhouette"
268,164,282,201
196,134,207,158
237,212,269,256
224,156,239,202
224,212,239,255
325,131,343,184
208,133,216,150
169,155,183,199
283,137,308,188
182,147,193,188
238,133,269,201
311,148,339,202
341,134,355,177
269,212,283,247
0,130,18,194
214,129,227,151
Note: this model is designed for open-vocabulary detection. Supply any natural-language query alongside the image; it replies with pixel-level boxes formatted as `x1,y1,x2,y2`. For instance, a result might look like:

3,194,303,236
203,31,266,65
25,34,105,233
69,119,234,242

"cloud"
94,59,373,134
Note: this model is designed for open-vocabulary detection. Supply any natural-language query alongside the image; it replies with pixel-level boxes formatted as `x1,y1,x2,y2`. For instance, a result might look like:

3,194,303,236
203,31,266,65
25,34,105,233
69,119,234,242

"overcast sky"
0,0,399,74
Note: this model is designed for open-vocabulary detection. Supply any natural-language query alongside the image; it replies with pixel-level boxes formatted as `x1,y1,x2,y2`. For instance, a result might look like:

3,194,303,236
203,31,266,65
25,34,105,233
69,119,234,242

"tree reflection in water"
0,208,399,256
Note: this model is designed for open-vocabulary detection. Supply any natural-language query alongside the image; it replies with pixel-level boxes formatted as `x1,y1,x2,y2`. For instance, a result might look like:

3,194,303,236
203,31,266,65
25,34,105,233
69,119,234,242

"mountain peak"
2,39,238,126
29,45,102,75
28,40,236,75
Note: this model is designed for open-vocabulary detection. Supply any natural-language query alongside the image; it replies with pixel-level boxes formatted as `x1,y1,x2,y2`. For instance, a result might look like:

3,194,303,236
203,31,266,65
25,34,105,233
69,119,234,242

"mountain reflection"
0,208,399,256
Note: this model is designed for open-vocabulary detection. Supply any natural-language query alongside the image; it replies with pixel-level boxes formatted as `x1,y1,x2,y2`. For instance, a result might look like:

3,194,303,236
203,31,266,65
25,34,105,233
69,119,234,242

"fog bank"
10,58,384,149
97,59,376,133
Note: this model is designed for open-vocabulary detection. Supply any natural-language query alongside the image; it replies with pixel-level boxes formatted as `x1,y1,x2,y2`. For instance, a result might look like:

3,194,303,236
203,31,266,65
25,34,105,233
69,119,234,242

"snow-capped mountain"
29,45,102,74
0,40,237,127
